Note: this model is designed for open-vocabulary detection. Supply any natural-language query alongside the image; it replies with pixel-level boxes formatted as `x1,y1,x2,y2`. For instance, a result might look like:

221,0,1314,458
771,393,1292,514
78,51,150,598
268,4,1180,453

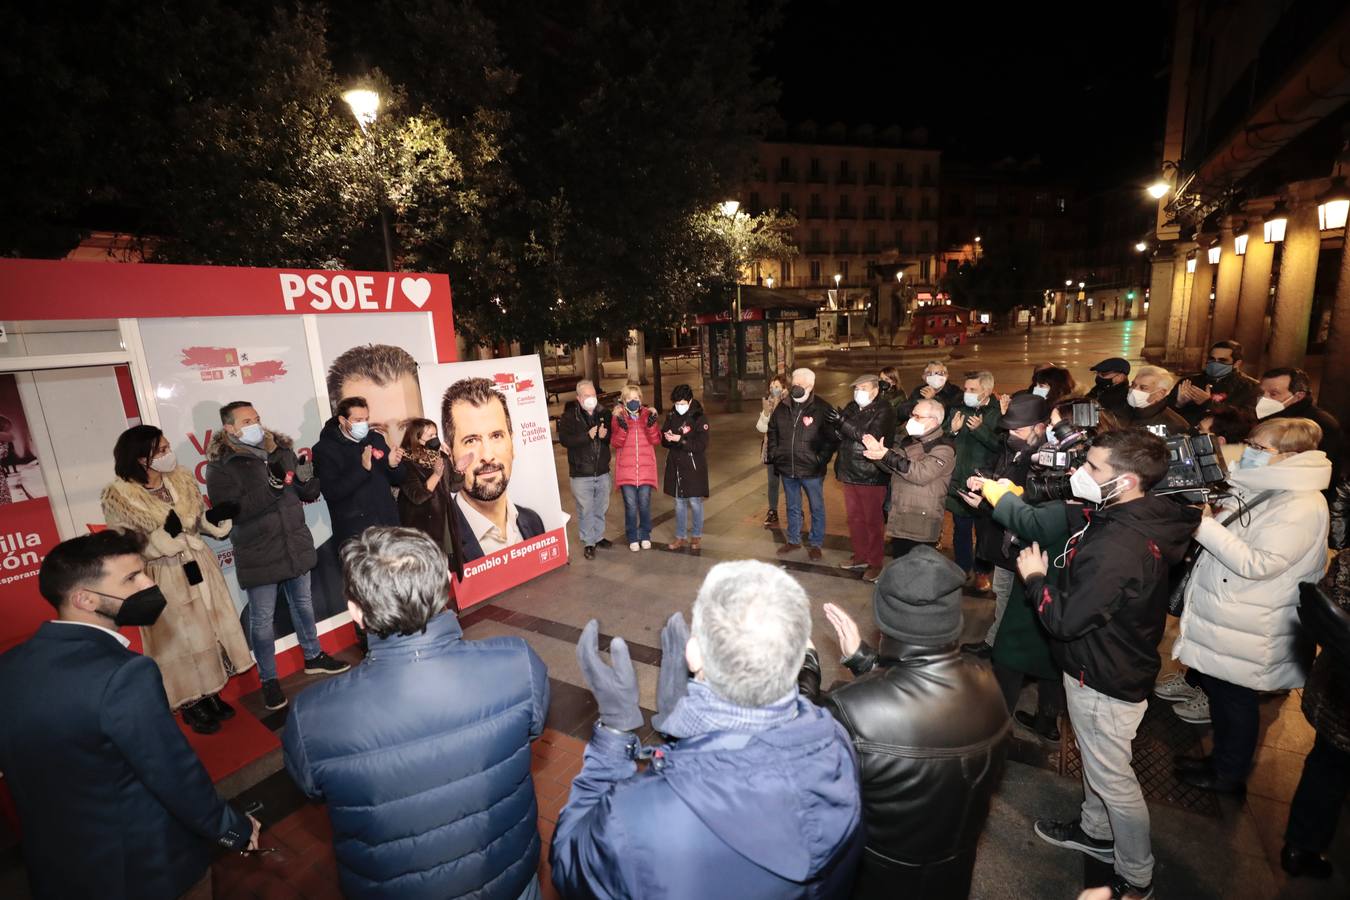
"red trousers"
841,483,888,568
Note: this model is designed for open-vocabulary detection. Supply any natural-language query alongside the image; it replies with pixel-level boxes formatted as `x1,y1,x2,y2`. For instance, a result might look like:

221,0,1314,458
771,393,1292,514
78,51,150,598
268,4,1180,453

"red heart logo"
372,449,385,460
1212,393,1227,403
681,425,691,433
802,416,814,427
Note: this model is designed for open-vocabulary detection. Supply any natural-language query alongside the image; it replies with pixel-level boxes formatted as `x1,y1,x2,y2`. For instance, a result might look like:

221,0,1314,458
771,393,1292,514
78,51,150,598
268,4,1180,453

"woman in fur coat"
101,425,255,734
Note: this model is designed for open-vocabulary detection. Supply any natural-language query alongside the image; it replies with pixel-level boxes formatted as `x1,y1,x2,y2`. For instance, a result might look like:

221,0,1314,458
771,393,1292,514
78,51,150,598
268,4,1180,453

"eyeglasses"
1247,441,1276,454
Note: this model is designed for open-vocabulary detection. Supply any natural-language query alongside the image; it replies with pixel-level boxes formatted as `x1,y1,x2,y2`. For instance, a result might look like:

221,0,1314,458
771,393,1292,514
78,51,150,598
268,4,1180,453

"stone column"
1182,252,1215,371
624,329,647,385
1266,202,1322,371
1144,248,1180,360
1163,246,1193,367
1320,233,1350,428
1232,220,1275,374
1211,234,1245,344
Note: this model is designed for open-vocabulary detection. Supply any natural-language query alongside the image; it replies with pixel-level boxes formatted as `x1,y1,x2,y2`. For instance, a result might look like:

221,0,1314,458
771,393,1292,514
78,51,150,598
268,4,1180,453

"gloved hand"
615,414,629,431
575,619,643,732
294,450,315,483
651,612,690,734
204,501,239,527
163,509,183,538
267,448,296,483
980,478,1024,507
645,411,658,429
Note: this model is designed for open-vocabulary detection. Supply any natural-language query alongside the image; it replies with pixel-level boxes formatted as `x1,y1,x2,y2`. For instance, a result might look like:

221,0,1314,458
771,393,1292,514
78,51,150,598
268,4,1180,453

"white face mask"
1126,388,1153,409
150,451,177,474
905,417,928,437
964,391,981,408
239,423,265,446
348,421,370,441
1032,385,1050,399
854,389,872,408
925,373,947,390
674,402,690,416
1255,396,1286,419
581,396,598,412
1069,468,1125,505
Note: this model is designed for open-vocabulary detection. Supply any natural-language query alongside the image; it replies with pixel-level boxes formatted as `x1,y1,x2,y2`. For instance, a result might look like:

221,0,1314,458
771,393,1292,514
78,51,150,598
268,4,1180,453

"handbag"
1299,580,1350,667
1168,490,1278,616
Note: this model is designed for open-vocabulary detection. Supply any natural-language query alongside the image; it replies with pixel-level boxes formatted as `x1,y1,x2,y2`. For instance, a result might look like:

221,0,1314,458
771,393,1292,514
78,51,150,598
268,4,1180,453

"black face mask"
1007,433,1033,452
790,385,807,400
93,585,168,627
1095,376,1115,390
878,380,893,394
425,437,442,452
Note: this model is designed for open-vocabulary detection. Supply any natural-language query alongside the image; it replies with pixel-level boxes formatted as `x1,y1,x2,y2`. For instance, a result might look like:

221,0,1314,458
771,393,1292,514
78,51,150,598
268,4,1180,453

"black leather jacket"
832,399,897,486
799,638,1009,900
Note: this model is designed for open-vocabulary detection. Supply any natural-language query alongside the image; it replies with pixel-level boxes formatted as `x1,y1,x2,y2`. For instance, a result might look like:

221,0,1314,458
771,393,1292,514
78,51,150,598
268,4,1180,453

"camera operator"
959,394,1049,658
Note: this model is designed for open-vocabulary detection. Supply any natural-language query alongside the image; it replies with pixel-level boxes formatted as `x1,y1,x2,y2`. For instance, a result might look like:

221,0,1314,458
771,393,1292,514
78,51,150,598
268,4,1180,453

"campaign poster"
418,356,568,608
0,374,64,651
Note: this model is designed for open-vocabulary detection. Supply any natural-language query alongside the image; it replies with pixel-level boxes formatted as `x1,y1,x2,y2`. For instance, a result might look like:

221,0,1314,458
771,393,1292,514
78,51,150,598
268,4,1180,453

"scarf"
657,680,799,739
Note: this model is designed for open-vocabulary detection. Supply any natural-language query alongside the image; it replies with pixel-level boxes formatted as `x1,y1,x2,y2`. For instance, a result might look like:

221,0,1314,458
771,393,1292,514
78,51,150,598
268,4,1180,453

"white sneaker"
641,540,652,550
629,542,640,552
1153,671,1202,703
1173,693,1211,724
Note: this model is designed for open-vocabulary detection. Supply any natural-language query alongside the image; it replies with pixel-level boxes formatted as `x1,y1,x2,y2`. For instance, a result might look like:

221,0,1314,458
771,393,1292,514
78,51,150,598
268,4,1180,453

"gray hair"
965,370,995,391
1134,365,1175,392
576,379,596,395
791,367,816,387
923,359,948,374
340,527,449,639
691,560,811,707
913,398,944,422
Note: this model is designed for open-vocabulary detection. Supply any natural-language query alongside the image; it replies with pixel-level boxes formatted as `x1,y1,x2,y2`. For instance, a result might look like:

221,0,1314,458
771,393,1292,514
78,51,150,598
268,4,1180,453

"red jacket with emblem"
610,406,662,488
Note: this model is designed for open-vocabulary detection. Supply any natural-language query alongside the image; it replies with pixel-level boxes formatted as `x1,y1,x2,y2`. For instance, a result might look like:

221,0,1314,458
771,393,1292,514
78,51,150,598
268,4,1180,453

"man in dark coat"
1259,367,1345,486
551,560,864,898
1017,429,1201,900
767,367,839,560
313,395,407,549
0,531,257,900
799,547,1009,900
557,379,612,559
832,373,897,581
1087,357,1131,417
284,527,549,900
205,401,349,712
1167,339,1262,427
1122,366,1191,434
661,385,711,552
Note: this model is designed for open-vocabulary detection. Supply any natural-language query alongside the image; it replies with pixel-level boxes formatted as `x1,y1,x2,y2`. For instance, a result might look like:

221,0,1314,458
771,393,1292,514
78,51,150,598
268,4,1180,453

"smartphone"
182,560,204,585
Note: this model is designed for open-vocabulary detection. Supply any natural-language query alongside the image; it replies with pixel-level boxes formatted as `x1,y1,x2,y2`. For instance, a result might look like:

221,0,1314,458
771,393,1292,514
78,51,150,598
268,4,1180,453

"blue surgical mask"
239,423,264,446
1204,361,1234,380
1032,385,1050,399
348,421,370,441
626,399,641,413
1238,446,1272,470
674,402,690,416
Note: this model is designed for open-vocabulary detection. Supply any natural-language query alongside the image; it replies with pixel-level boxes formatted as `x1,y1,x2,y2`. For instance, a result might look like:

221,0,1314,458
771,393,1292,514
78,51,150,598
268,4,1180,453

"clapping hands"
861,433,888,460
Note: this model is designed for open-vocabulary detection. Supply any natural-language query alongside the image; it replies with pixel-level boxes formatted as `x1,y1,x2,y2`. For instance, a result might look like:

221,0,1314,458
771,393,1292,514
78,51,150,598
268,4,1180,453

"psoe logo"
278,273,434,312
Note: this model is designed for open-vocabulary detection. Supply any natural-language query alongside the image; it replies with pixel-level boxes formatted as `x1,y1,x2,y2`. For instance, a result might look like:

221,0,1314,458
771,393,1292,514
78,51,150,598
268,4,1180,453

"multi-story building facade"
738,124,942,294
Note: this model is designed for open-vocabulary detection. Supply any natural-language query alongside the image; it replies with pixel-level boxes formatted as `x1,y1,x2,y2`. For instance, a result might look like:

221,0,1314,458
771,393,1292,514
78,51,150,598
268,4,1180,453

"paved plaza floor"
1,320,1344,899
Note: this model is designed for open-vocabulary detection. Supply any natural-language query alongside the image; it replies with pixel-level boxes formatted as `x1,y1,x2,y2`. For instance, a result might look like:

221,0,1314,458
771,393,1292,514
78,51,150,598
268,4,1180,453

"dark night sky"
760,1,1174,186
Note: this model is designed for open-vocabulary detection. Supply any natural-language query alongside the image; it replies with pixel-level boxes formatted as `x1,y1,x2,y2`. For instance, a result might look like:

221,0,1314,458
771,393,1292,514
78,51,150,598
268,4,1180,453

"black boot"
202,694,235,721
1015,710,1060,742
1280,845,1333,878
181,700,221,735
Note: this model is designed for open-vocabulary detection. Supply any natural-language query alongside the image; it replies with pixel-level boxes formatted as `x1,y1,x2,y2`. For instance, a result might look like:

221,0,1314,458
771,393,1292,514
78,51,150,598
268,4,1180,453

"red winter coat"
610,407,662,488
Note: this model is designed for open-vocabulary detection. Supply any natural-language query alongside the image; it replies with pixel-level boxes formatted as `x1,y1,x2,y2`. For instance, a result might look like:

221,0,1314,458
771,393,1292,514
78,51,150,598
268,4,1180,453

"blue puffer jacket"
550,697,865,899
283,611,549,899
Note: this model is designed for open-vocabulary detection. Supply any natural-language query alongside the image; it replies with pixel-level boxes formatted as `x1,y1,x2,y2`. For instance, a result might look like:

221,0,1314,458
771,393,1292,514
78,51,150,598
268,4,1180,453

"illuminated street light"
764,276,775,288
974,236,981,243
1207,244,1221,265
896,271,904,282
1147,181,1169,199
342,89,380,132
1186,256,1196,273
1264,201,1290,243
834,273,842,287
1065,279,1073,287
1317,176,1350,231
720,200,741,218
1134,241,1148,252
1234,233,1249,255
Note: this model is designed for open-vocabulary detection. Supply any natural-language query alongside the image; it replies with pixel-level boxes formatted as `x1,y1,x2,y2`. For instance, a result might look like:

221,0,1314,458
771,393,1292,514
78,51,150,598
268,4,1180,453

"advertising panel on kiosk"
0,260,565,674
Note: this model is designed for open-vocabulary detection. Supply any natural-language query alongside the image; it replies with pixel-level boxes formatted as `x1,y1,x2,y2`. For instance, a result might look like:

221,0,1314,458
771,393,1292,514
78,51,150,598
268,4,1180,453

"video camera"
1150,429,1229,503
1024,400,1099,503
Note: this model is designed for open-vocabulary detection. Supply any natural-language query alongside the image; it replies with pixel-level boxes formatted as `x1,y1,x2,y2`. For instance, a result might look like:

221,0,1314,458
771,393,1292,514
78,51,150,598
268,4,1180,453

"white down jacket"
1173,450,1332,690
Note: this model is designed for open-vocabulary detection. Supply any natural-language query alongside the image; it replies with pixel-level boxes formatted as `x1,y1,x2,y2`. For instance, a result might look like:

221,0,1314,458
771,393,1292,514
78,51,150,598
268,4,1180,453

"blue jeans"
767,467,780,510
781,475,825,548
570,473,612,547
1194,671,1260,782
245,572,323,682
620,484,653,542
675,496,705,539
952,513,976,572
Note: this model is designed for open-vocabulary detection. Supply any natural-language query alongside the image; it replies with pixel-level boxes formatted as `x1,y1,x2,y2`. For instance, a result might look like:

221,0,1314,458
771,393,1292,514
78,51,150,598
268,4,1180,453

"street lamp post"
721,200,744,413
342,88,395,271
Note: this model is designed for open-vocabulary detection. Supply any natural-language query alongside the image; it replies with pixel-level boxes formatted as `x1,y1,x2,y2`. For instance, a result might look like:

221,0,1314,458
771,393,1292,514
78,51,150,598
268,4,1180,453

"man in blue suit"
0,530,258,900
